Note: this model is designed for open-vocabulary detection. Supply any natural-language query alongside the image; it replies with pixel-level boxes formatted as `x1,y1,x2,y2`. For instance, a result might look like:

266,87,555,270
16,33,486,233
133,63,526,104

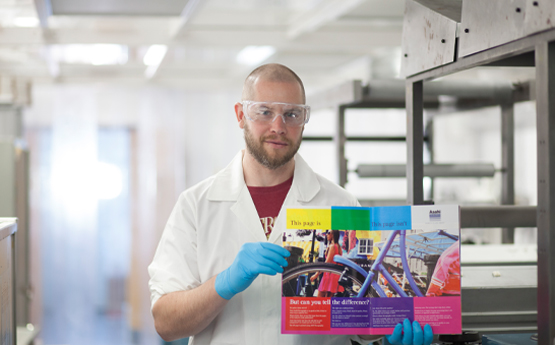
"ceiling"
0,0,408,92
0,0,537,95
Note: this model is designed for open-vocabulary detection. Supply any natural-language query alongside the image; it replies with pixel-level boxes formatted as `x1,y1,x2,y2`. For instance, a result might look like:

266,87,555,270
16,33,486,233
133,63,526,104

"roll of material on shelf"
356,163,496,178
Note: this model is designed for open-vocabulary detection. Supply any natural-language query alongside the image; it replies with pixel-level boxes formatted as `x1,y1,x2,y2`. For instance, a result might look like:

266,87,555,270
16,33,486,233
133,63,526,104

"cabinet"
0,219,17,345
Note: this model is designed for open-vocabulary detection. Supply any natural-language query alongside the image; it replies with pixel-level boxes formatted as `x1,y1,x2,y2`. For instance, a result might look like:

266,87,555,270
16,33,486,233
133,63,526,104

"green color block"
331,208,370,230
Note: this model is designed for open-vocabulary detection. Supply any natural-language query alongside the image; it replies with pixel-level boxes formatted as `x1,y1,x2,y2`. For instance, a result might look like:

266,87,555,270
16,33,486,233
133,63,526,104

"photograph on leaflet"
281,205,461,336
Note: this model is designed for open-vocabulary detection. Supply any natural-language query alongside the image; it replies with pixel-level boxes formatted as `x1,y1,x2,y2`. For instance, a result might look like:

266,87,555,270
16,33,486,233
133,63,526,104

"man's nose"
270,114,287,132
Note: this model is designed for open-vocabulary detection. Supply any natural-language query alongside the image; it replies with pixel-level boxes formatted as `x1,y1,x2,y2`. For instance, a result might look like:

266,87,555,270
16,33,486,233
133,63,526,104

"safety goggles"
242,101,310,127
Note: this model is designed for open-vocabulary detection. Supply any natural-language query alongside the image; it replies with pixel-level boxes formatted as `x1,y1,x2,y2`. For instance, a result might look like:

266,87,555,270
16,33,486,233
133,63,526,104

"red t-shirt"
247,176,293,239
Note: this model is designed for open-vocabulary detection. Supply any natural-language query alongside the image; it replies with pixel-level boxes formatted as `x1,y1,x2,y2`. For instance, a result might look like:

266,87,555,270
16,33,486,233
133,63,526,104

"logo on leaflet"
429,210,441,221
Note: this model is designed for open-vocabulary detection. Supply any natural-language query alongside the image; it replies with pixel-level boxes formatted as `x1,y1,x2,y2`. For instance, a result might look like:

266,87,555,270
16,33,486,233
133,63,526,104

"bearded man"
148,63,432,345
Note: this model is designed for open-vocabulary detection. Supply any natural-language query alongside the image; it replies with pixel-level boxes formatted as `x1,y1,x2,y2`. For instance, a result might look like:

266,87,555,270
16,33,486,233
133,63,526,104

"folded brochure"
281,205,461,335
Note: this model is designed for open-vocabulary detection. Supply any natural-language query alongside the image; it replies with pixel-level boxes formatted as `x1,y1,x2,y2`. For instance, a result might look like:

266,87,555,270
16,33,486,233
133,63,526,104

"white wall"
25,83,246,188
433,101,537,244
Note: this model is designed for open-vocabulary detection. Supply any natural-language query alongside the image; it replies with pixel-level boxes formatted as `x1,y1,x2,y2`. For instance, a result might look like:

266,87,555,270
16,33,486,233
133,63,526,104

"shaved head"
242,63,306,103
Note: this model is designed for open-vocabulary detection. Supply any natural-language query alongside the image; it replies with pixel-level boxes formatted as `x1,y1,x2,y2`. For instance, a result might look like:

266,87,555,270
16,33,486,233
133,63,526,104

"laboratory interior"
0,0,553,344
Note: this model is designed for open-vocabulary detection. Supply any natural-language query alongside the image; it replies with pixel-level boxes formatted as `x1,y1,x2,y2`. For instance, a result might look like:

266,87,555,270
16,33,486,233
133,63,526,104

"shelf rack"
405,24,555,345
306,79,529,233
308,78,526,187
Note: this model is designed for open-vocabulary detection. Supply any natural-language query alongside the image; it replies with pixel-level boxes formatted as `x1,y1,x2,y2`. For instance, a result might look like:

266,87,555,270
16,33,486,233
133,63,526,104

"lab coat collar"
290,153,320,203
206,150,321,203
207,151,245,201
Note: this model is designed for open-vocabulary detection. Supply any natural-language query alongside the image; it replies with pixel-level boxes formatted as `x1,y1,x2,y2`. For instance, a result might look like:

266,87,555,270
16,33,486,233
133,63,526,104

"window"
358,238,374,255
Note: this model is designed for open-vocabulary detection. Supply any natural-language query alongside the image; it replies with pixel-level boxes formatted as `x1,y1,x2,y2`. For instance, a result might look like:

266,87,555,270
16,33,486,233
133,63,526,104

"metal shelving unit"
404,3,555,343
307,79,529,231
308,79,524,185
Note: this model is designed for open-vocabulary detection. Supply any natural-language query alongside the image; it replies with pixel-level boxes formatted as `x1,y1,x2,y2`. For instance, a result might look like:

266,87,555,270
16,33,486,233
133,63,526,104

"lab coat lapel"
268,154,321,245
207,151,266,242
231,187,267,242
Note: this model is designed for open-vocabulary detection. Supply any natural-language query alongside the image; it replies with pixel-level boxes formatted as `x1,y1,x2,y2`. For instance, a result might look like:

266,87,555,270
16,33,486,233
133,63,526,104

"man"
148,63,433,345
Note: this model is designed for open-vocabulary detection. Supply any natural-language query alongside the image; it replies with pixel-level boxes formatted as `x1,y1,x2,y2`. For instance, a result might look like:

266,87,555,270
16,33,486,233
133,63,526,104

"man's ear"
234,102,246,129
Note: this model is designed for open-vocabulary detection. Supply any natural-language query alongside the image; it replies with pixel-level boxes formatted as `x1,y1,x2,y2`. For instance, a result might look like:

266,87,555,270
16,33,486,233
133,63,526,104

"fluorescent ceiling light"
49,44,128,65
236,46,276,66
144,65,159,79
143,45,168,66
90,45,129,65
13,17,39,27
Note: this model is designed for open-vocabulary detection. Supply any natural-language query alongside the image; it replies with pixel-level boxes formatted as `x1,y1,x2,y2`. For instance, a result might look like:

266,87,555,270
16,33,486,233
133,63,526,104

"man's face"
241,79,304,170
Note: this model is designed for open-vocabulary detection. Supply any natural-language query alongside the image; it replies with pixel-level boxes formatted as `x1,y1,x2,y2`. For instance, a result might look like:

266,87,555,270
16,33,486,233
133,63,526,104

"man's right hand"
215,242,290,300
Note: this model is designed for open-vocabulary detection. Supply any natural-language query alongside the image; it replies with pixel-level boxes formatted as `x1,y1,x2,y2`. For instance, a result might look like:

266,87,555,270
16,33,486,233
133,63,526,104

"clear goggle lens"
242,101,310,127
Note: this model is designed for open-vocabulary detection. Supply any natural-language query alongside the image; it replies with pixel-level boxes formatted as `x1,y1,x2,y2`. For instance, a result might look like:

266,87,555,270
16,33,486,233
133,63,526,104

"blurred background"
0,0,538,344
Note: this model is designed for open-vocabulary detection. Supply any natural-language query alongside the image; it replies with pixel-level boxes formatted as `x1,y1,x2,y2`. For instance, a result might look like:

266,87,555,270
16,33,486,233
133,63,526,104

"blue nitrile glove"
215,242,290,300
386,319,434,345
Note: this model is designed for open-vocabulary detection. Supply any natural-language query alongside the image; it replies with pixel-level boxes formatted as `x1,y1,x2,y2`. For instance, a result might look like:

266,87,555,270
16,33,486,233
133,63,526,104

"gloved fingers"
260,242,291,258
217,242,290,299
423,324,433,345
227,262,279,294
241,243,290,268
240,247,288,270
412,320,424,345
237,243,284,265
250,259,285,276
386,323,403,344
402,318,413,345
256,248,289,268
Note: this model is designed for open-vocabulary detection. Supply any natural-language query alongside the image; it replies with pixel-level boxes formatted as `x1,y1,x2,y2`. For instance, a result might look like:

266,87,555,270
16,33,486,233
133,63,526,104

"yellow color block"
356,230,371,239
286,208,331,229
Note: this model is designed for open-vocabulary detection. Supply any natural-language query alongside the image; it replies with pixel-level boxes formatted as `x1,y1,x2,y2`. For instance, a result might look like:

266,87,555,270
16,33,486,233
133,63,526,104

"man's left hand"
386,319,433,345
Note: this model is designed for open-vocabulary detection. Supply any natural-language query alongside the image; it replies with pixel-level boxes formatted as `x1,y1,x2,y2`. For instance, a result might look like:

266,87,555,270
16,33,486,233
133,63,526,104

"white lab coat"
148,151,371,345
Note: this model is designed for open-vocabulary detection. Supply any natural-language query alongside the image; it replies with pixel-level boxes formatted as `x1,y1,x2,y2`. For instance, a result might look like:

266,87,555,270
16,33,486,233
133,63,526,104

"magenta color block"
413,296,462,334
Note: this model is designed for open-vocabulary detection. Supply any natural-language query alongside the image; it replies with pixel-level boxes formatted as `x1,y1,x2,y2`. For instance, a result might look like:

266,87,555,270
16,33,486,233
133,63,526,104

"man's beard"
244,124,302,170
